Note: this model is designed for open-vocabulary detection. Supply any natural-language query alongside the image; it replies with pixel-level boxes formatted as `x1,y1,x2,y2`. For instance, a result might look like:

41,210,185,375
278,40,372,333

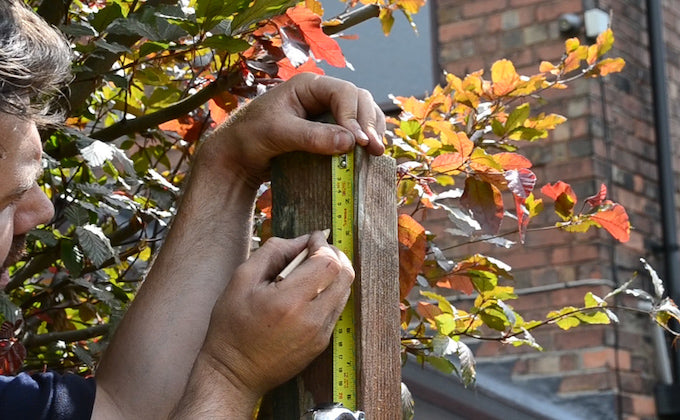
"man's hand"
204,230,353,394
198,73,386,187
170,231,354,418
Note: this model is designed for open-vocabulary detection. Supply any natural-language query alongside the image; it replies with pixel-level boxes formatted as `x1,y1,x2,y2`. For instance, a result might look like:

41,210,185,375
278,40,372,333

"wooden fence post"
258,148,400,419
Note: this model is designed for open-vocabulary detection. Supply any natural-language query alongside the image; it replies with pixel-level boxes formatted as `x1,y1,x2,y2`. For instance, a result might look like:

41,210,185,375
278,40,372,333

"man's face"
0,114,54,275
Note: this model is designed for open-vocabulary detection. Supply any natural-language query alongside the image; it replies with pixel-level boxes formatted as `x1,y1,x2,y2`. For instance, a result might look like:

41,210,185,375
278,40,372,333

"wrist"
170,350,261,419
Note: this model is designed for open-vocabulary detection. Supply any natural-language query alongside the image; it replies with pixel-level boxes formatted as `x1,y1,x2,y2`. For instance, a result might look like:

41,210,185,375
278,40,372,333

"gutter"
646,1,680,417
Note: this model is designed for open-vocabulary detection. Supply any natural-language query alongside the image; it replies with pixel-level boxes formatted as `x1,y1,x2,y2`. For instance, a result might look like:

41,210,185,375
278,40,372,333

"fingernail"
334,131,354,150
355,129,369,146
367,126,382,144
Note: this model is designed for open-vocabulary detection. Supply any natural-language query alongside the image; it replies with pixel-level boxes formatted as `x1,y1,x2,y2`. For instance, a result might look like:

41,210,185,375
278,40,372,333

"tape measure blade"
331,150,357,410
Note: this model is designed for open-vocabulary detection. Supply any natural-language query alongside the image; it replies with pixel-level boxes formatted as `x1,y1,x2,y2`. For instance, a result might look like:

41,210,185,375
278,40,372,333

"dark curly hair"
0,0,72,125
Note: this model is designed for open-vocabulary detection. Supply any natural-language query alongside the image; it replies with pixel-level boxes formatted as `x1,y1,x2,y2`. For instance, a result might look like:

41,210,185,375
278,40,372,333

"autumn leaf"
256,187,272,218
436,273,474,295
276,57,324,80
461,177,503,235
596,28,615,57
417,301,442,322
590,203,631,242
159,115,204,143
398,214,427,300
0,321,25,375
540,181,576,202
431,152,465,175
539,60,559,75
494,152,532,170
591,57,625,77
585,183,607,208
305,0,323,15
491,59,520,97
395,95,429,120
286,5,346,67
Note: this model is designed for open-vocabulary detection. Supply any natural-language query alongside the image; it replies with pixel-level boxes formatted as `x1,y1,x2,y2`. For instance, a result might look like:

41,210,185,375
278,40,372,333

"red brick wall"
431,0,676,418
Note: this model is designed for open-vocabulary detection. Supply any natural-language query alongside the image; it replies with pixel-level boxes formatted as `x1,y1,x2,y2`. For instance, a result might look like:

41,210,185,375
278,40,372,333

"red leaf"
540,181,576,201
0,339,26,375
505,168,536,199
541,181,577,219
461,177,503,235
585,183,607,208
398,214,427,300
286,5,346,67
276,57,324,80
514,195,529,244
590,203,631,243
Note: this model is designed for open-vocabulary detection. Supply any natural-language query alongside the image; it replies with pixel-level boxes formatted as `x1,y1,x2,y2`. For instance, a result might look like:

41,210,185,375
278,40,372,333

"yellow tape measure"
331,150,357,410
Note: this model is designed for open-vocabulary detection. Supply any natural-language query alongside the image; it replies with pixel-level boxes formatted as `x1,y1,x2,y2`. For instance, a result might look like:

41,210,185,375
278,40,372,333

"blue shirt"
0,372,95,419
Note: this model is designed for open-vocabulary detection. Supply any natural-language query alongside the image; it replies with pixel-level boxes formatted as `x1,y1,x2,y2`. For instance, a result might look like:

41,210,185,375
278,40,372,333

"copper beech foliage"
391,30,679,383
1,0,678,387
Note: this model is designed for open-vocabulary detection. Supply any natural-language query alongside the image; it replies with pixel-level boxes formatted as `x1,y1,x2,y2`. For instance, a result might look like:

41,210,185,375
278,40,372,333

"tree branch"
23,324,110,348
90,72,241,142
323,4,381,36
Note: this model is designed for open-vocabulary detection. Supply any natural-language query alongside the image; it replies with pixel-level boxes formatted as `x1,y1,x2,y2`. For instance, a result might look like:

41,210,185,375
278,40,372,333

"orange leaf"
395,96,429,120
208,99,228,126
594,57,625,76
491,59,520,97
494,152,532,170
590,204,631,243
398,214,427,300
436,273,474,295
256,187,272,218
158,115,203,143
539,61,559,75
441,129,474,157
286,5,346,67
431,152,465,175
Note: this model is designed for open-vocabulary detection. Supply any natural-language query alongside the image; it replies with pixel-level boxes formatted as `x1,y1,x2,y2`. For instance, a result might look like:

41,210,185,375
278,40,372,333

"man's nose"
13,184,55,235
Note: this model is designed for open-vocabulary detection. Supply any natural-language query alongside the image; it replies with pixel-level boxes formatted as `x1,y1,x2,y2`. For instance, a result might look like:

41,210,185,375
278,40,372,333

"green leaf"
28,228,58,247
64,205,91,226
0,292,21,324
425,355,456,375
230,0,298,35
420,290,454,314
505,103,530,132
202,34,251,52
468,269,498,293
555,315,580,330
434,313,456,335
60,23,98,37
76,225,117,268
61,240,84,277
90,3,125,32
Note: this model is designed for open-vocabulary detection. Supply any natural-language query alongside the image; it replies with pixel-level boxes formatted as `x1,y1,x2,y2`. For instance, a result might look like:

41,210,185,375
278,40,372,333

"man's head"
0,0,71,277
0,0,71,124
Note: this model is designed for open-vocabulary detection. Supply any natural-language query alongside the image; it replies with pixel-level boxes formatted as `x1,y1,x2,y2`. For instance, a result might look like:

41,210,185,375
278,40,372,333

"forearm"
169,351,260,419
94,141,258,418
